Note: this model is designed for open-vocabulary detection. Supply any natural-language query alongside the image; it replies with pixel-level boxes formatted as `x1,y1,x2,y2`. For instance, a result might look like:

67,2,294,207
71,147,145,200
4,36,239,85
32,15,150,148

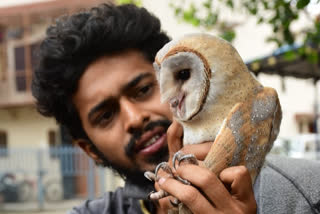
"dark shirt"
69,155,320,214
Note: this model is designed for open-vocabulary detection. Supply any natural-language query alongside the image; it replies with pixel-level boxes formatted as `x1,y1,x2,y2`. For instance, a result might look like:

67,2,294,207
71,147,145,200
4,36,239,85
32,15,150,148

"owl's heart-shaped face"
154,51,209,121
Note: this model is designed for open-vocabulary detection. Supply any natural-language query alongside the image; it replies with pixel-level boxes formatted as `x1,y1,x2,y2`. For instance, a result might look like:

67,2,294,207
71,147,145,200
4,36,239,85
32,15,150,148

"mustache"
125,119,172,158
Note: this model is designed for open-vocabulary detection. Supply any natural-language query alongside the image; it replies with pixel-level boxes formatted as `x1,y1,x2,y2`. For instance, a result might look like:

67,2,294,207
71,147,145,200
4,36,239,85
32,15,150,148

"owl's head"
154,33,248,122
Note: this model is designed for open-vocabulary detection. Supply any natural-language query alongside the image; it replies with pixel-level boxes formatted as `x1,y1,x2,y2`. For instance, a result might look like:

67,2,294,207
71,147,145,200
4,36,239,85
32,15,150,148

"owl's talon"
172,151,185,170
174,175,191,185
144,171,156,182
169,197,181,207
178,154,199,166
173,151,199,170
155,162,174,180
148,189,169,200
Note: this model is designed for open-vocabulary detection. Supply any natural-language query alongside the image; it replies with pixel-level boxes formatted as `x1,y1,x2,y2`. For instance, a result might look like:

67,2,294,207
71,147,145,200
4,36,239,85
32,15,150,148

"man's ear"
76,139,104,165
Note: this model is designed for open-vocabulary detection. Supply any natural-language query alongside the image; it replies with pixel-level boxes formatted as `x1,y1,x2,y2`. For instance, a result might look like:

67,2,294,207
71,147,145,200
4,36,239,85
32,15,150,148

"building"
0,0,110,148
0,0,125,202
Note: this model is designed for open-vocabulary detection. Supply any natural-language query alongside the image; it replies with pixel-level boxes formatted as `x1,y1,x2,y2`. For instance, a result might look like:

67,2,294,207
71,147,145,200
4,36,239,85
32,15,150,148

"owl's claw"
148,189,169,200
172,151,199,185
148,162,174,201
178,154,199,166
155,162,174,180
169,197,181,207
172,151,184,170
144,171,156,182
173,151,199,170
175,175,191,185
148,155,198,201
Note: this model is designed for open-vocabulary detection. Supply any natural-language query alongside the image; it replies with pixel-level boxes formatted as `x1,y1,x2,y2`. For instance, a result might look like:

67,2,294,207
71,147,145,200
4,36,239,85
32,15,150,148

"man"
32,3,320,214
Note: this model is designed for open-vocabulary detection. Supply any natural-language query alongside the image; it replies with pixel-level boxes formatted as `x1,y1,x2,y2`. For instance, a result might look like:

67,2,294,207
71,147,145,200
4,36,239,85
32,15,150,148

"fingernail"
158,177,166,185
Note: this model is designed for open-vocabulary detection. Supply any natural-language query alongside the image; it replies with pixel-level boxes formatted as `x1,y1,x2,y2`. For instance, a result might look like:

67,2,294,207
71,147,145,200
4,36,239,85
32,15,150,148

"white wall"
0,107,58,148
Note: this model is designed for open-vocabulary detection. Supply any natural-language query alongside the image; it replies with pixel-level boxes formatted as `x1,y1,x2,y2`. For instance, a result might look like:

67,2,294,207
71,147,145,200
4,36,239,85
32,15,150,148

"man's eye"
136,83,154,98
97,111,114,125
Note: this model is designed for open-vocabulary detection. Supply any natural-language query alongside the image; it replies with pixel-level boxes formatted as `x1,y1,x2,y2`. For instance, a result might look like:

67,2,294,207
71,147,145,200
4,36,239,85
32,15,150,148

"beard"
89,119,171,187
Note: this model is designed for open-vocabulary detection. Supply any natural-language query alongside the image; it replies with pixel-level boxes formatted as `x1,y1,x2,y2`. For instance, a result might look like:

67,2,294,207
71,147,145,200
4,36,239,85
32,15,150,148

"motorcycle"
0,173,19,202
0,173,34,203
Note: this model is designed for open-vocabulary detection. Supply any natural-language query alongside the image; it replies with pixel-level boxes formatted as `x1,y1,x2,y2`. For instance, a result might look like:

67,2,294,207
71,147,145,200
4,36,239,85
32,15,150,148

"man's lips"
134,127,167,155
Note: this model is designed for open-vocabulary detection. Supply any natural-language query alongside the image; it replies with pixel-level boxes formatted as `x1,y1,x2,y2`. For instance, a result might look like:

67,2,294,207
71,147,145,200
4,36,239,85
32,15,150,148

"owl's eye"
175,69,190,81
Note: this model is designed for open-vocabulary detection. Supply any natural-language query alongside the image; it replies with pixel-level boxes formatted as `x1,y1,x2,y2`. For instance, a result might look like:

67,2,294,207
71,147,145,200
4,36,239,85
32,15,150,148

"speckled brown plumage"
153,33,282,214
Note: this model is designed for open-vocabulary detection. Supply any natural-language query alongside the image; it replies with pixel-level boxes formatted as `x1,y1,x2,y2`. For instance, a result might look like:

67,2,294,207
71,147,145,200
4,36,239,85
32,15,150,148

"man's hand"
155,121,257,214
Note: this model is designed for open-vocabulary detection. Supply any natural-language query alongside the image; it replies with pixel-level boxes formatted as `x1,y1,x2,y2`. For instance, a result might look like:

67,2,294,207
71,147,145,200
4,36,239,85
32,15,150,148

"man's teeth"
144,134,161,148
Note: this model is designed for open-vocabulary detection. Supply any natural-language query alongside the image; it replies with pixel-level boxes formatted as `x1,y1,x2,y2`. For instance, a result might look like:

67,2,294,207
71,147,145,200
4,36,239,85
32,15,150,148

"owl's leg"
146,153,199,203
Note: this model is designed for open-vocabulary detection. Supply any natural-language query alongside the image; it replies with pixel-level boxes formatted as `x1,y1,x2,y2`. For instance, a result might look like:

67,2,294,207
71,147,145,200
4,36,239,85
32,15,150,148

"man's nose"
121,98,150,133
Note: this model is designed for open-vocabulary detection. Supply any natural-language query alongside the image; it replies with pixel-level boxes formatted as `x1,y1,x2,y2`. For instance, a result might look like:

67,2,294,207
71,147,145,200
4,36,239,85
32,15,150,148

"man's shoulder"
255,154,320,214
68,187,144,214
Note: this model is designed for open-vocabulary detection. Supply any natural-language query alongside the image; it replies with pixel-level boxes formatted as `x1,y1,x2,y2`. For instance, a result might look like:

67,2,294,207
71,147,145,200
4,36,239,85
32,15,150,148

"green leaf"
266,37,282,47
175,7,182,16
262,1,269,9
220,30,236,42
226,0,234,8
296,0,310,9
191,18,201,26
257,17,264,24
204,13,218,27
116,0,142,6
182,5,201,27
203,0,212,9
297,47,305,55
283,50,298,61
306,50,319,64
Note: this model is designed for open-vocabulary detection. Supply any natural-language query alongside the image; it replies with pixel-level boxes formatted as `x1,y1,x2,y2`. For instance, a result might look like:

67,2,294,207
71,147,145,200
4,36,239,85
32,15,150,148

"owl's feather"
154,33,282,214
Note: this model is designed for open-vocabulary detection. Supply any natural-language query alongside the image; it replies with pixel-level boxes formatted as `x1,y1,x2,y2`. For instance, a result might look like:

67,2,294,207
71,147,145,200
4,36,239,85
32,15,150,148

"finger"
219,166,254,201
180,142,212,161
167,121,183,159
176,164,233,209
158,176,217,214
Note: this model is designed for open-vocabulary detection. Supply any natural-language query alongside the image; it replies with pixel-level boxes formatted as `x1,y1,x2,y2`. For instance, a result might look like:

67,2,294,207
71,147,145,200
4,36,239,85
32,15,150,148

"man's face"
73,50,172,174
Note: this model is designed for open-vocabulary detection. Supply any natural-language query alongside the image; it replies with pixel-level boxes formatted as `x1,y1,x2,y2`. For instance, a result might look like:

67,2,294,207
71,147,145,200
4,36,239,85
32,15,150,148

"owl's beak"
169,92,186,119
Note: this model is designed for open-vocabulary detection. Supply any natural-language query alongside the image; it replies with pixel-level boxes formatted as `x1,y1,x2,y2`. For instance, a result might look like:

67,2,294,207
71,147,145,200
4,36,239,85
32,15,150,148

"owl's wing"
204,87,282,182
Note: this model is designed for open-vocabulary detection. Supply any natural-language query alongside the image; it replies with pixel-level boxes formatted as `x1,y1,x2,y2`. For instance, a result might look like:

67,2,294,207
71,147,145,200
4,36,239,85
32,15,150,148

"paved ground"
0,199,84,214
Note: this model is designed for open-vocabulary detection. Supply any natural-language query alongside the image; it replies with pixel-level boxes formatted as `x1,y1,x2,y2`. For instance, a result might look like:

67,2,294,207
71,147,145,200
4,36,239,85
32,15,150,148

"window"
49,130,58,147
13,41,40,92
48,130,60,158
296,114,317,134
0,26,7,81
0,131,8,157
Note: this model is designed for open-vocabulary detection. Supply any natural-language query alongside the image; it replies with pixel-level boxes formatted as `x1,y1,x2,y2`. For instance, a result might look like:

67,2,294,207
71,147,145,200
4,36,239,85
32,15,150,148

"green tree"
170,0,320,63
116,0,142,6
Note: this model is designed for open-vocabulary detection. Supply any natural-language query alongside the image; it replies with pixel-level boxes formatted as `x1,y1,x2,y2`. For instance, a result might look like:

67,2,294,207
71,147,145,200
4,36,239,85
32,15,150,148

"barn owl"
145,33,282,213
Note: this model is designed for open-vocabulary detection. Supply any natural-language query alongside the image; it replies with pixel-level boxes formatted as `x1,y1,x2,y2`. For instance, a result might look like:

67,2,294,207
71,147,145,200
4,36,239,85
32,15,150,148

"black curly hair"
32,3,170,142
